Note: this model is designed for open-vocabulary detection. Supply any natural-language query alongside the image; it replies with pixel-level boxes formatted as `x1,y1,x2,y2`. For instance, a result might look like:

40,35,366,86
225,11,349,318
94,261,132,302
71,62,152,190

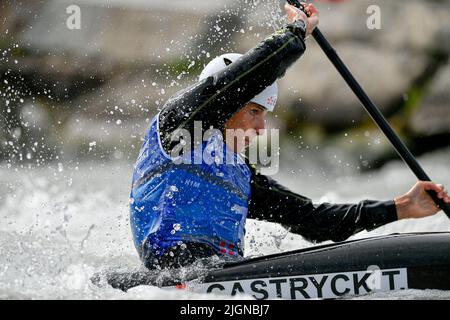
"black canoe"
94,232,450,299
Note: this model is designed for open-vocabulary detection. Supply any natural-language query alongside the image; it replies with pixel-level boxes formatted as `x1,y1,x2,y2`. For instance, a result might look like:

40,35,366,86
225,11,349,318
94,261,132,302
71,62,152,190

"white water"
1,148,450,300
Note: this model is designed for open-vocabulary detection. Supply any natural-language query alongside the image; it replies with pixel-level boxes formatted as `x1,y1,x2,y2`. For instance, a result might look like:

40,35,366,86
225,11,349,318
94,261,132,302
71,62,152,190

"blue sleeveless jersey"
130,115,251,260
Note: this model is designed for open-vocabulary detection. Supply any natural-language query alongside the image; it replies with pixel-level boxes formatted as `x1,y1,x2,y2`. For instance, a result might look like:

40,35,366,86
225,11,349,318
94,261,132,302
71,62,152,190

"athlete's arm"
247,168,398,243
158,23,308,153
394,181,449,220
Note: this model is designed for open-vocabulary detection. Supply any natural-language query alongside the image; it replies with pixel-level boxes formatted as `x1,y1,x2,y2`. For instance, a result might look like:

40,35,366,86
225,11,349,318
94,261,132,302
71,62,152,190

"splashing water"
1,0,450,300
1,147,450,299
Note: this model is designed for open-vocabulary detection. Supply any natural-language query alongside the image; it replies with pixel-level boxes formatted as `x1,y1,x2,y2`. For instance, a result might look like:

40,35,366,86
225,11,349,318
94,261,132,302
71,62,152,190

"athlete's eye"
250,108,260,115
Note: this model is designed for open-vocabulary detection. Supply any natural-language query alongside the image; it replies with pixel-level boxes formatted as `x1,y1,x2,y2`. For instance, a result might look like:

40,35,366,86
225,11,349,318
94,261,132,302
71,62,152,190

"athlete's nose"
255,116,266,136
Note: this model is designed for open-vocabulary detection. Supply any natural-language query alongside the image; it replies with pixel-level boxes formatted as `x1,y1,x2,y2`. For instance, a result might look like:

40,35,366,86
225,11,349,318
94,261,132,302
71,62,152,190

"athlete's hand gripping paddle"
286,0,450,218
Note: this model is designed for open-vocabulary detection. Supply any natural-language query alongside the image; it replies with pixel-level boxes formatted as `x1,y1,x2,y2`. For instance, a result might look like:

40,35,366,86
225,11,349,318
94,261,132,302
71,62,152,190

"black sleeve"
248,167,398,243
158,21,307,153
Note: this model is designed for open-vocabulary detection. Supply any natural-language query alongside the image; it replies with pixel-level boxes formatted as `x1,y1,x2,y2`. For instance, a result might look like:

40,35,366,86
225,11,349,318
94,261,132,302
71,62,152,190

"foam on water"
1,148,450,299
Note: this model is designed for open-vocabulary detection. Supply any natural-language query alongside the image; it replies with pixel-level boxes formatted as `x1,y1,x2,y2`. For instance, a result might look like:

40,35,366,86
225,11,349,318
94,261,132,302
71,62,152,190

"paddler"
129,2,450,270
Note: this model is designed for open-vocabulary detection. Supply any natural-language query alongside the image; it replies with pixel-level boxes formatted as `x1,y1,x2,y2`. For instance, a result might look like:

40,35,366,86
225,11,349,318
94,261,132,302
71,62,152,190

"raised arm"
159,3,317,153
248,167,398,243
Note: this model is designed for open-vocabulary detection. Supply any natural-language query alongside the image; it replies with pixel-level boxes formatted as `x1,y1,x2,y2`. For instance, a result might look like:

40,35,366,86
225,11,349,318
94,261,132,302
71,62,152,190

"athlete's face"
224,102,267,153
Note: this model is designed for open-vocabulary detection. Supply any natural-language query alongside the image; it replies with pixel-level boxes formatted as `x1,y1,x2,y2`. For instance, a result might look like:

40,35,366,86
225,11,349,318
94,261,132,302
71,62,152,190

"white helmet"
199,53,278,112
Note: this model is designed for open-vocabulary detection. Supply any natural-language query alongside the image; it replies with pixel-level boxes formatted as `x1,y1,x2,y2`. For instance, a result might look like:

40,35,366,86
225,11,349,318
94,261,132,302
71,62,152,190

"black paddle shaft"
287,0,450,217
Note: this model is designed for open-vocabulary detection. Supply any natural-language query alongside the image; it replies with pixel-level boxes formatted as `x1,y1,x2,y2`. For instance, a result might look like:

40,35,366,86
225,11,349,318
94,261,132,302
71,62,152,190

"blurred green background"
1,0,449,171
